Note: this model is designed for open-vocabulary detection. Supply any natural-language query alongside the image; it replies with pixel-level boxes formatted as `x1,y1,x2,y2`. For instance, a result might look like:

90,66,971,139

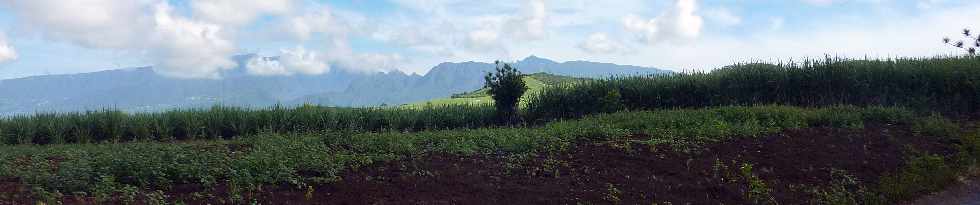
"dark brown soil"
1,124,961,204
171,123,955,205
0,178,32,205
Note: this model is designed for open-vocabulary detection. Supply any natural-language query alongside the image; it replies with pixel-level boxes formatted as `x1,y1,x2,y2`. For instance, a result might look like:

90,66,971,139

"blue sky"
0,0,975,79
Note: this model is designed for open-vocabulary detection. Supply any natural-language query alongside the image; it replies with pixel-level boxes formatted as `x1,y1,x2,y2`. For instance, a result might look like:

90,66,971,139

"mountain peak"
519,55,558,67
522,55,553,63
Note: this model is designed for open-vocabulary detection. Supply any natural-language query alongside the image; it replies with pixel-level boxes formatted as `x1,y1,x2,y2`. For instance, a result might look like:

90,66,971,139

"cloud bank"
0,0,977,78
578,33,629,54
0,0,393,78
148,2,237,79
0,33,15,63
246,46,329,76
1,0,237,78
622,0,703,45
191,0,293,27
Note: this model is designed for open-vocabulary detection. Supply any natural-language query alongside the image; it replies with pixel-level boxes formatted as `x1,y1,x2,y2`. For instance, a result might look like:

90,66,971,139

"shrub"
878,153,957,201
912,113,961,139
485,61,527,123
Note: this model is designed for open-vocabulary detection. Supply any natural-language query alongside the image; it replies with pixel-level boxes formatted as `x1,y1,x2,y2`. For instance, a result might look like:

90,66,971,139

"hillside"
0,56,669,115
405,73,589,106
293,56,668,107
449,73,590,99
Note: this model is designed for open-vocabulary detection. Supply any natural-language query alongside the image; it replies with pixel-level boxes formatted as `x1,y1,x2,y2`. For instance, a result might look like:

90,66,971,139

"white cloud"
578,33,629,54
460,0,548,54
246,46,328,76
350,53,406,73
4,0,972,78
265,4,405,74
704,7,741,27
601,2,980,72
623,0,703,45
0,0,241,79
245,56,287,76
275,4,372,43
0,33,16,63
509,0,548,40
279,47,329,75
0,0,152,49
147,2,236,79
321,39,406,73
379,0,549,60
191,0,293,26
465,27,502,50
371,19,455,56
478,0,549,43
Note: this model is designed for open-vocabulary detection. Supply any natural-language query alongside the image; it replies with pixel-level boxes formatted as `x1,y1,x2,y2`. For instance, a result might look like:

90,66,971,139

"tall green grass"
0,104,495,145
526,56,980,120
3,56,978,145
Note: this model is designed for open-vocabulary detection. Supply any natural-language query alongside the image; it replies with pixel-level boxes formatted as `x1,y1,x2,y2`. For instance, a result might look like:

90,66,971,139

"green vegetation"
810,169,882,205
452,73,589,99
525,72,591,86
0,105,922,202
484,62,528,123
0,104,494,145
2,56,980,203
413,73,577,107
4,56,980,146
739,163,775,204
527,56,980,120
879,152,958,201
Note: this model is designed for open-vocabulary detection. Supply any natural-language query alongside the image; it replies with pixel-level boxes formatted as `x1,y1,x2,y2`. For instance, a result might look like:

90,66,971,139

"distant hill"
300,56,670,107
0,54,375,115
404,73,589,107
449,73,590,99
0,55,670,115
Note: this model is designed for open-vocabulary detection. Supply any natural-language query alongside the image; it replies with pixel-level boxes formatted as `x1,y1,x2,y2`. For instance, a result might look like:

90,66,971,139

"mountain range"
0,55,671,115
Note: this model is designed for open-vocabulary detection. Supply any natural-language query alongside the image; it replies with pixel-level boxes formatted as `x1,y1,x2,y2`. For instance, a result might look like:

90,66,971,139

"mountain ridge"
0,55,671,115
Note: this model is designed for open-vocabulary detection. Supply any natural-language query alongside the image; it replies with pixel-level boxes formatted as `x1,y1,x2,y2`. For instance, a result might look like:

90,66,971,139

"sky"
0,0,976,79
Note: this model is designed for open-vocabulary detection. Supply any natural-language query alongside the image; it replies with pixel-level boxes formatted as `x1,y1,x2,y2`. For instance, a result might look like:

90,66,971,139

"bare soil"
0,123,963,204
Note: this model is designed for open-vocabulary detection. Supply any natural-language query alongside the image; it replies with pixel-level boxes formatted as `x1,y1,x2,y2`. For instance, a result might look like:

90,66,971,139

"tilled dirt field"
0,124,961,204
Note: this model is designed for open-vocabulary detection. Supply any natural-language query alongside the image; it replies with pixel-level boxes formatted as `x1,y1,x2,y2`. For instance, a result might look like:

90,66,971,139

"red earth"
0,123,963,204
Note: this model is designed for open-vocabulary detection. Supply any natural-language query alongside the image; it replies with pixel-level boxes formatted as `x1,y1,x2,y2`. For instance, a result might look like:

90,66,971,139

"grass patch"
878,152,958,202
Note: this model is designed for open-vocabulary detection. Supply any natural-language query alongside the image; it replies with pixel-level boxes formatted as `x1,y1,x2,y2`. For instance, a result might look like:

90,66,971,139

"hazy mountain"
0,55,670,115
292,56,671,106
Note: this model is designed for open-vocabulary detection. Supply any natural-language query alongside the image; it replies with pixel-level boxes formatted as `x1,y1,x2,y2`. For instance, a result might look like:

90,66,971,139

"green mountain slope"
405,73,589,107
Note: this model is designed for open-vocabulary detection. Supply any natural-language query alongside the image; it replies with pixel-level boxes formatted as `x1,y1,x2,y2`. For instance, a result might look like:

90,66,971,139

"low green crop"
0,105,925,199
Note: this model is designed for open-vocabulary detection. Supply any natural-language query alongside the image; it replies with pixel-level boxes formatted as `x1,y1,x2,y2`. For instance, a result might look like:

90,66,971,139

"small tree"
485,61,527,123
943,28,980,55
